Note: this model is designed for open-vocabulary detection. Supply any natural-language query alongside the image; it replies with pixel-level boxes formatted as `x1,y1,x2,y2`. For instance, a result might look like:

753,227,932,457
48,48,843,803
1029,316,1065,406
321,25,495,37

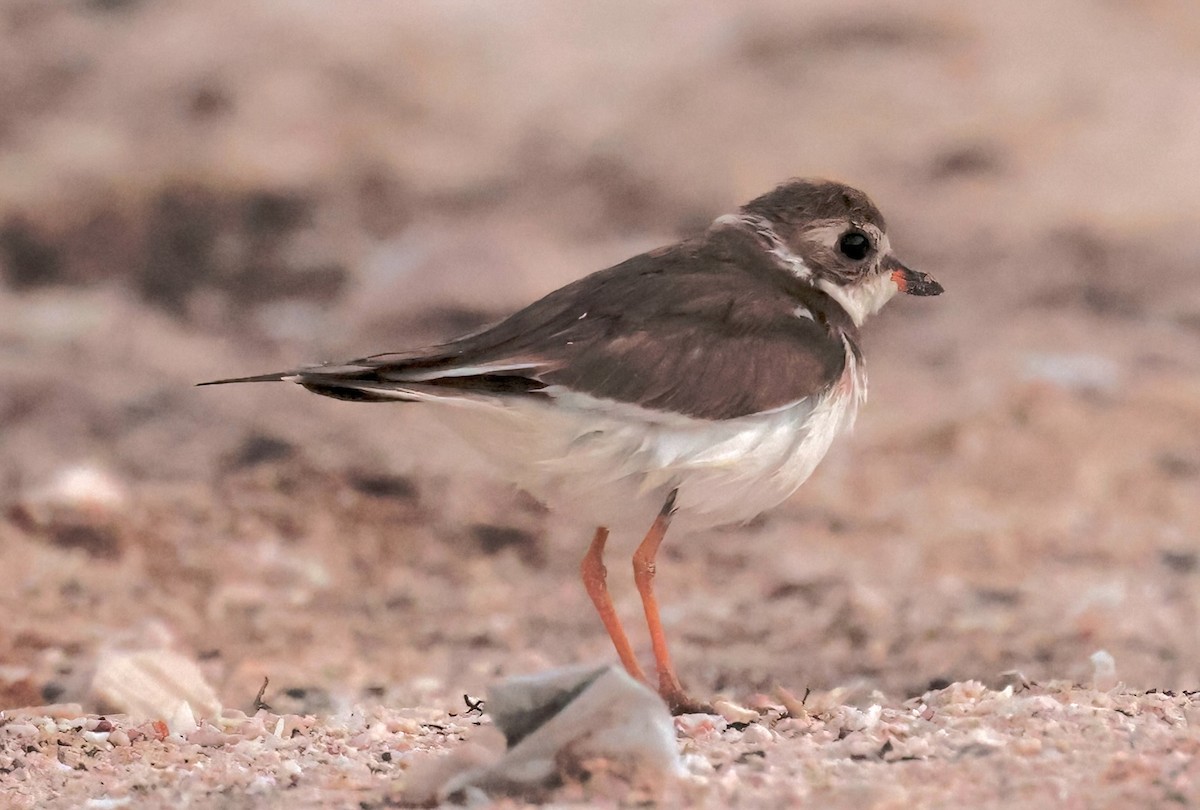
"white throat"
818,272,899,327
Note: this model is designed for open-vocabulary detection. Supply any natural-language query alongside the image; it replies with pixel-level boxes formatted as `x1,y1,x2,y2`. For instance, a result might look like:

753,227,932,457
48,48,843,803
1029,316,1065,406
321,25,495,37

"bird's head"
734,178,943,325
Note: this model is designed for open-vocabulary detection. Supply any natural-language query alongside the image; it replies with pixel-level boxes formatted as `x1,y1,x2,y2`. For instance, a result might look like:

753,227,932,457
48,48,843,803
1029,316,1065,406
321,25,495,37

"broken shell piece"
434,664,681,801
9,465,130,559
10,465,127,525
775,686,808,718
167,700,198,735
712,698,760,725
1090,650,1118,692
778,685,853,717
33,465,127,514
674,713,726,739
92,650,221,723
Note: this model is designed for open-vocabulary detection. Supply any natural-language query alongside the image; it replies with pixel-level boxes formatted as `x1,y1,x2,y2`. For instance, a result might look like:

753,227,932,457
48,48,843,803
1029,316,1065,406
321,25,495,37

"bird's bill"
885,255,943,296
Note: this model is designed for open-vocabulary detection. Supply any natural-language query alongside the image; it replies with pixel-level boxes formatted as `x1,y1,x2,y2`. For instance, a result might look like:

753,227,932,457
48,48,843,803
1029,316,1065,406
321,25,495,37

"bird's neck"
817,273,898,327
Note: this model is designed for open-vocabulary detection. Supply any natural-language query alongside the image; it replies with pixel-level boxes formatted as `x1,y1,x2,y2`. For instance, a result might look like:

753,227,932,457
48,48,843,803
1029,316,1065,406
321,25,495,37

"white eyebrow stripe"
712,213,812,279
793,305,815,321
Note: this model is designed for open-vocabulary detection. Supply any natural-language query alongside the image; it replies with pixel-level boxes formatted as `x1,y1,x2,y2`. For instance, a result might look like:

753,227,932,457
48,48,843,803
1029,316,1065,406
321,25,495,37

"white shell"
91,650,221,724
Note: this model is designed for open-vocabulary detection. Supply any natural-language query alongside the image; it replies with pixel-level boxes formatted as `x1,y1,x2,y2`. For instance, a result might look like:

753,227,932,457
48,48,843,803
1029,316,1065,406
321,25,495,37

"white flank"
430,340,866,532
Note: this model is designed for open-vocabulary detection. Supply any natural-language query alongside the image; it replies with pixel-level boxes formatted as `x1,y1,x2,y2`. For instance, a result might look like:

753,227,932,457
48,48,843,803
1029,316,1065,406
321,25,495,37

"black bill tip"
887,259,943,296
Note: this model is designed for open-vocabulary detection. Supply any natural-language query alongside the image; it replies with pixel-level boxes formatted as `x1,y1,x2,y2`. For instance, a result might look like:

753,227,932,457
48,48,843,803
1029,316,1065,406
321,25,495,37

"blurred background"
1,0,1198,715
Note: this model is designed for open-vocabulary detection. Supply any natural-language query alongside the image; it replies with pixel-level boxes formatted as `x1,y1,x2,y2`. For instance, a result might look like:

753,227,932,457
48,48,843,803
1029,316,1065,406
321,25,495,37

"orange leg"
581,526,647,682
632,489,709,714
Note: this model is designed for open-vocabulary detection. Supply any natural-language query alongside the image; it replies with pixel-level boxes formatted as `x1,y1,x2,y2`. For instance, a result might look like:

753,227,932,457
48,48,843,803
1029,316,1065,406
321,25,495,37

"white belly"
431,354,865,533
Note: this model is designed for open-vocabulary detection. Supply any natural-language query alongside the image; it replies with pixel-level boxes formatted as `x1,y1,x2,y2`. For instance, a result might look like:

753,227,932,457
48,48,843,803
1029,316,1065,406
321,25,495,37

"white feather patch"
713,213,812,279
389,362,541,382
817,272,899,327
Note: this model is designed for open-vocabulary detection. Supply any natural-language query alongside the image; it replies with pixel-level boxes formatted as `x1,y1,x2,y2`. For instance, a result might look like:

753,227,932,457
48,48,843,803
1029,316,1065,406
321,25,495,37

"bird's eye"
838,231,871,261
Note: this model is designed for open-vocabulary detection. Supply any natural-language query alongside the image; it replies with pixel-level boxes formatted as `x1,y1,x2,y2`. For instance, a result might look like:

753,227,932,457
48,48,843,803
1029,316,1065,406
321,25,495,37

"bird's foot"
657,674,714,716
663,690,714,716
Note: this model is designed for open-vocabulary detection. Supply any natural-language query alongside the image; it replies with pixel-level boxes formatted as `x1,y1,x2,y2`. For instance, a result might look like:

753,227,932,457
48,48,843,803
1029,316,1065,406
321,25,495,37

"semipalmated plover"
202,178,943,712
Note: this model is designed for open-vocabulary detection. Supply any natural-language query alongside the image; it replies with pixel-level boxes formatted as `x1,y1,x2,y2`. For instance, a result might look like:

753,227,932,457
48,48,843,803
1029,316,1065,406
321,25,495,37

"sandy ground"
2,0,1200,806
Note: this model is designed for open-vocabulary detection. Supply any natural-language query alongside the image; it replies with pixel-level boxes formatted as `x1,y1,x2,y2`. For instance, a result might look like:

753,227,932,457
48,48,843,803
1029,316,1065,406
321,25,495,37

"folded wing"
201,229,854,420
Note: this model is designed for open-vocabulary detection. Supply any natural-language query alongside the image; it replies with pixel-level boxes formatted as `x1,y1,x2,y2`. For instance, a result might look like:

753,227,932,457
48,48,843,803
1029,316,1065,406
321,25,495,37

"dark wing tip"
196,371,291,387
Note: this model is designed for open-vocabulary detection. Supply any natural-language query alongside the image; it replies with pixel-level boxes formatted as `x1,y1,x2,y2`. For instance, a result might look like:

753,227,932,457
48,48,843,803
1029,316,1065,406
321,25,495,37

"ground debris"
402,664,679,804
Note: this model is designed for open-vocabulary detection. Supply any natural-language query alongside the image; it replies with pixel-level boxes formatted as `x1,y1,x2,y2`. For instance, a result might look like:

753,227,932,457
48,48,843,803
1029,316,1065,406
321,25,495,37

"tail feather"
196,371,294,386
198,363,427,403
299,381,414,403
199,355,547,403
